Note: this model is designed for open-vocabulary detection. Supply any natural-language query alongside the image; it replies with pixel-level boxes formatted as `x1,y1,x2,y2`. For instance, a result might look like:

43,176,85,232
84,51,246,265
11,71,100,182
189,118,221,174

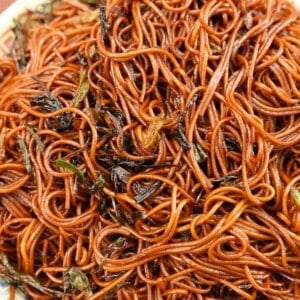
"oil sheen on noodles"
0,0,300,299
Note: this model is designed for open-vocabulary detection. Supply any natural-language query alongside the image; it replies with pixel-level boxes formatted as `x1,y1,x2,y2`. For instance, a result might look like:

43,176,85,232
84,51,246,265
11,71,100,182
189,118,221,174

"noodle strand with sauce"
0,0,300,299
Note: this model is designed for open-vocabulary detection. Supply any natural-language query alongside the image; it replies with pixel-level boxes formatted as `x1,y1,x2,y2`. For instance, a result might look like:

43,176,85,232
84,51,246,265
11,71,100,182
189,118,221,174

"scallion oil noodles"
0,0,300,299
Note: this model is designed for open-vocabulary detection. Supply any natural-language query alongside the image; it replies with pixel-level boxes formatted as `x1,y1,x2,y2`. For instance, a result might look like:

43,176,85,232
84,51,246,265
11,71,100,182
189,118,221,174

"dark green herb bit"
17,138,32,174
292,189,300,206
72,69,89,107
56,159,86,184
76,51,87,66
64,268,92,297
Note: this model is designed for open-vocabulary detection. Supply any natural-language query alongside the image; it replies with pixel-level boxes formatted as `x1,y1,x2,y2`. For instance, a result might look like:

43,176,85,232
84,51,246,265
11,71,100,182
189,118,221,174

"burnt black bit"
31,94,73,132
211,285,220,297
30,94,63,112
86,173,106,195
99,4,110,44
104,198,135,226
70,156,83,167
96,151,174,174
116,159,147,170
96,151,115,169
211,174,239,188
122,134,136,154
166,129,190,151
177,118,191,150
87,91,97,107
148,259,160,277
176,92,200,151
195,188,206,202
76,51,87,66
157,82,168,99
111,166,131,193
46,113,73,132
96,126,118,137
101,106,125,125
135,181,162,203
102,237,127,256
99,196,110,218
93,106,125,138
225,137,241,151
174,231,191,242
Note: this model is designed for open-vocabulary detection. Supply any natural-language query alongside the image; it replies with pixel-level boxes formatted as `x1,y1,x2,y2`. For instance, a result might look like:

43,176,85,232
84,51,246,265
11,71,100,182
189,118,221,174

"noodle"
0,0,300,299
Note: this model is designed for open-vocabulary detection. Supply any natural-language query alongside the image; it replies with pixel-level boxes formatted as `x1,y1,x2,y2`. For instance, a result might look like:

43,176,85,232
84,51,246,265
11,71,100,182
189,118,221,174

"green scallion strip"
56,159,86,184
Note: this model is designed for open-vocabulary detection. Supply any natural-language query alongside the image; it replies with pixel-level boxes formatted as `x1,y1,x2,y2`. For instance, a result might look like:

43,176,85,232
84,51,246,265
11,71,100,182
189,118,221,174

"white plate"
0,0,50,56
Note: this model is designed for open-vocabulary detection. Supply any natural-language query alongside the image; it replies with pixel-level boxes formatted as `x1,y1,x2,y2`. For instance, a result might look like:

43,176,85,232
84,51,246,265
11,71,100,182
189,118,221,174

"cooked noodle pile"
0,0,300,299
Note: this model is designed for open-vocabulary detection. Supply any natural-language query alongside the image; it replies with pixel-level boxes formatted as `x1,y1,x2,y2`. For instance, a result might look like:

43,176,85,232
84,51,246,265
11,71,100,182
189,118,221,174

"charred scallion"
193,143,207,163
177,92,200,151
17,138,32,174
72,69,89,107
135,181,162,203
99,4,110,43
63,268,92,297
27,126,45,152
13,19,27,68
31,76,73,132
